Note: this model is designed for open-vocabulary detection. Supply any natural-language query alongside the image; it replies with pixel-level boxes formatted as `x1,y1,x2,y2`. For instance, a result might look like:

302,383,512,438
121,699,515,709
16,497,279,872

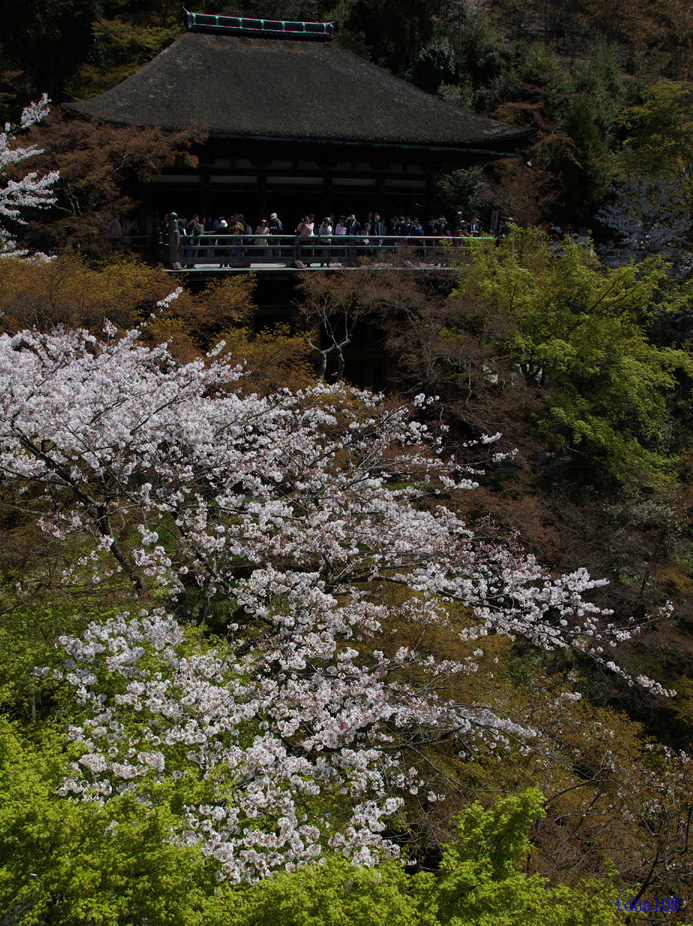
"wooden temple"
68,11,530,231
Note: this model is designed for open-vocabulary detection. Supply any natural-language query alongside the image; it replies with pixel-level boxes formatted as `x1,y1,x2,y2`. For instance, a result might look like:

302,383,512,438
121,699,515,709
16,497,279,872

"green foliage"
411,42,457,94
208,790,620,926
209,856,425,926
494,43,615,223
0,0,99,107
417,790,619,926
573,40,625,131
0,585,119,723
0,709,623,926
66,18,181,100
0,717,220,926
435,167,484,218
553,95,610,218
515,42,572,96
616,81,693,190
610,80,693,233
452,228,693,486
451,11,506,104
341,0,447,73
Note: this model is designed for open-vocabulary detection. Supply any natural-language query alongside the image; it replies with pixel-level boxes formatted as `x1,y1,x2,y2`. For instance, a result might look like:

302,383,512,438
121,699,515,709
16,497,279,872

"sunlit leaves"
452,229,693,486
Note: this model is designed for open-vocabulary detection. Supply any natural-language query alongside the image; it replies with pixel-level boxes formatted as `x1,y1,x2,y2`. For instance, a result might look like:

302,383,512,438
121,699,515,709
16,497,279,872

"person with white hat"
216,218,229,267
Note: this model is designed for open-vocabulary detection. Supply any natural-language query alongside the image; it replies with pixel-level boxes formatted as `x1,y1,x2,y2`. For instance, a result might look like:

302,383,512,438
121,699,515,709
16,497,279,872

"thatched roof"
68,18,529,151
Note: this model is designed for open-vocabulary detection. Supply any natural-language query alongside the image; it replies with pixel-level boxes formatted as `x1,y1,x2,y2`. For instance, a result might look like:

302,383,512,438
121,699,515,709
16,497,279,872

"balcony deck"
160,233,494,275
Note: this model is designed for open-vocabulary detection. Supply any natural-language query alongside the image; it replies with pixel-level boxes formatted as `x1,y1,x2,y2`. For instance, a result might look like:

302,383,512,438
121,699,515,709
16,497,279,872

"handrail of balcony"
162,232,495,269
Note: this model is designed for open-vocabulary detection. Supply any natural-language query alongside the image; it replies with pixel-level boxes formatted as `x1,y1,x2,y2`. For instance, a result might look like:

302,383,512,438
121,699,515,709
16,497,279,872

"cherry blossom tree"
597,177,692,264
0,94,58,257
0,321,672,882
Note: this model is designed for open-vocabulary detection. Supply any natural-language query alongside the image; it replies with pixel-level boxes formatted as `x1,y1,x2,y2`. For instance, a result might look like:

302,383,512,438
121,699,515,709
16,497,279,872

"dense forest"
1,2,693,924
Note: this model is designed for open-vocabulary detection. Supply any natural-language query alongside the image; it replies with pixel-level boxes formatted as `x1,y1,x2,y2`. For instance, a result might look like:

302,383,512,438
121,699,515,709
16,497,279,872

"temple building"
68,11,530,230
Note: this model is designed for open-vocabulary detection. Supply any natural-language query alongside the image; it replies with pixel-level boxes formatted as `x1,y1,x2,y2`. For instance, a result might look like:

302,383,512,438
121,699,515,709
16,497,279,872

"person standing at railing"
268,211,283,259
431,216,451,264
317,216,333,267
177,216,189,266
344,213,360,263
254,219,271,259
186,214,203,238
201,216,213,261
216,218,229,267
345,212,359,235
372,213,386,256
295,214,315,267
410,217,423,256
168,212,183,269
230,214,245,264
185,214,203,267
334,216,348,261
359,222,371,258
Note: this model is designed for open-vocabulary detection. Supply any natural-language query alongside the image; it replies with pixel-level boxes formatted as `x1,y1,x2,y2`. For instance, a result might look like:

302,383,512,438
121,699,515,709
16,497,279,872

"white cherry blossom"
0,323,673,881
0,94,58,257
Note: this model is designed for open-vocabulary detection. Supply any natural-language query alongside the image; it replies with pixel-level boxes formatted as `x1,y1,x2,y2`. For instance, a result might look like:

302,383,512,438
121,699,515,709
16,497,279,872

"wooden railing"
162,233,494,270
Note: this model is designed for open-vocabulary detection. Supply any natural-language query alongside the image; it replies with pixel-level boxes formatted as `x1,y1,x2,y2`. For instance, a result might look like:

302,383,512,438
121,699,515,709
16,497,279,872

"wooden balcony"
161,233,494,275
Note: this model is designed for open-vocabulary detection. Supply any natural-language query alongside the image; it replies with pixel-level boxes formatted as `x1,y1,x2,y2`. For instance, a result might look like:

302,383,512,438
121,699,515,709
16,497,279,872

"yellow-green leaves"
453,229,692,487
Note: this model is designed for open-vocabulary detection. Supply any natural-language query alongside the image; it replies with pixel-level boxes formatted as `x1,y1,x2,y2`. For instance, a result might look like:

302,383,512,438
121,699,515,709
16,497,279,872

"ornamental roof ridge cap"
183,8,336,40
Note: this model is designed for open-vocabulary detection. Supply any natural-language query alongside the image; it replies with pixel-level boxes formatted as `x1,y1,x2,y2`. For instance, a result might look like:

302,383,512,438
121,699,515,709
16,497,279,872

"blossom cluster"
0,323,671,880
0,94,58,257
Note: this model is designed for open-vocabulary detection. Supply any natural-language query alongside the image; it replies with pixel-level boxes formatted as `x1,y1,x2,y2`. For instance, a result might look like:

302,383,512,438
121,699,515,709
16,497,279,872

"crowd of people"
160,208,501,268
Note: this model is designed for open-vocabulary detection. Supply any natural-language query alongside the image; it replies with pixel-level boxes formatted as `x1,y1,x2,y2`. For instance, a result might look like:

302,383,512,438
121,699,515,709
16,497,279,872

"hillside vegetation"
1,3,693,924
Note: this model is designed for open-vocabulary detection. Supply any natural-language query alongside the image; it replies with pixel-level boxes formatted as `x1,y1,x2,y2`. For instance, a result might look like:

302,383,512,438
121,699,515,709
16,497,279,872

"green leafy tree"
435,167,484,219
65,18,181,100
0,717,221,926
341,0,447,74
416,790,620,926
0,713,626,925
603,81,693,256
615,81,693,203
207,790,622,926
452,228,693,486
208,856,425,926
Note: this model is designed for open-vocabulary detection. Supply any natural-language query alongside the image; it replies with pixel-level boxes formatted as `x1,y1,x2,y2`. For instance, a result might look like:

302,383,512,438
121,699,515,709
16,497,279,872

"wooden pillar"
200,158,212,223
426,162,436,216
323,162,334,215
141,182,155,239
375,158,385,216
254,156,269,219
